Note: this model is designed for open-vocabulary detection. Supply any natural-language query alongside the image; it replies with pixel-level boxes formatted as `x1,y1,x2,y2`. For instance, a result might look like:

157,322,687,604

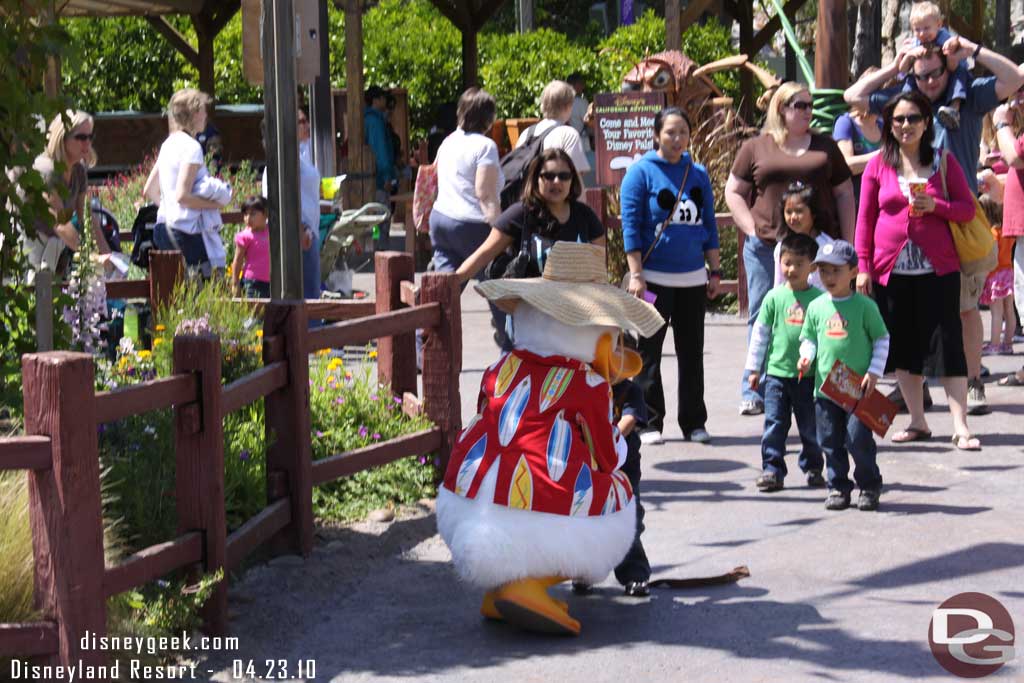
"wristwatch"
708,269,722,279
973,43,983,59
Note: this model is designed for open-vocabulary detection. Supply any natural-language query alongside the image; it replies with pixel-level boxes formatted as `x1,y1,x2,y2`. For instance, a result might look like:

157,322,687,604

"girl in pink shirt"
231,196,271,298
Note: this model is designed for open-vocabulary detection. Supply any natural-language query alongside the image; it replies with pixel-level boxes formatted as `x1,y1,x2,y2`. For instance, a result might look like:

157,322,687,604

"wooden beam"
430,0,472,30
462,28,478,88
145,15,200,68
210,0,240,35
470,0,506,30
666,0,681,52
720,0,739,20
750,0,809,56
814,0,848,89
191,11,217,97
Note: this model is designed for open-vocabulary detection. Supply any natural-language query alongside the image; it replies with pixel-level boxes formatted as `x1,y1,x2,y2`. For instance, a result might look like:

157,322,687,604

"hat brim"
475,278,665,338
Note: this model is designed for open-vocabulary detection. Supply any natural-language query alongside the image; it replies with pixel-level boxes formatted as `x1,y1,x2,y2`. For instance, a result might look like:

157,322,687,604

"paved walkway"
200,271,1024,683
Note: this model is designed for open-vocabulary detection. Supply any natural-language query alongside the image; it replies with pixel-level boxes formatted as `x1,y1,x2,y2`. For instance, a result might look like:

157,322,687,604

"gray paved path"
199,271,1024,683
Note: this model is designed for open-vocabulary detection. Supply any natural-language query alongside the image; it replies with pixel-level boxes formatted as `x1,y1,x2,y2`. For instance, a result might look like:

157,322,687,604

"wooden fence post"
419,273,462,481
22,351,107,666
262,301,314,557
149,250,185,312
375,251,417,397
173,334,228,634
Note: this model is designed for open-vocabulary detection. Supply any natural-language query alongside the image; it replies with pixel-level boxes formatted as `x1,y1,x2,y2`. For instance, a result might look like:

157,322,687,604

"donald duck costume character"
436,242,664,635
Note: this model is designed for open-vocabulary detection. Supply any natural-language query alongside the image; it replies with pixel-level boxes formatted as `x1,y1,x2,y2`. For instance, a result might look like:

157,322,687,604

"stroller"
319,202,391,297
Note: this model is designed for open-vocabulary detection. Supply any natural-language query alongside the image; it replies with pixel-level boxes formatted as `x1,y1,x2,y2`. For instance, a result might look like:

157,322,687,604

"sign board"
593,91,666,187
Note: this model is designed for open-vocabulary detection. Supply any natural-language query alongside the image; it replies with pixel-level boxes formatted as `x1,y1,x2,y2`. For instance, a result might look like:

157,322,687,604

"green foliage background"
59,2,741,139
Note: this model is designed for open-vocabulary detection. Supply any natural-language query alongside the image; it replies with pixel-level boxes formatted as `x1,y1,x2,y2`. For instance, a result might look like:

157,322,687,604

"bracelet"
973,43,983,59
708,269,722,278
995,121,1012,132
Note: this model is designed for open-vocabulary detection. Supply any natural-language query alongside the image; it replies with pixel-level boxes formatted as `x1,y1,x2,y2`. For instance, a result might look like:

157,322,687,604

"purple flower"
358,425,368,438
370,394,379,402
393,396,403,404
239,450,251,461
418,456,427,465
372,433,382,440
433,456,441,466
335,397,345,405
316,431,324,438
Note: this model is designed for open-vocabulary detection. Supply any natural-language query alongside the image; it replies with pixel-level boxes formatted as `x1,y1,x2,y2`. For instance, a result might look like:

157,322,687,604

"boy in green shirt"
797,241,890,511
744,234,825,493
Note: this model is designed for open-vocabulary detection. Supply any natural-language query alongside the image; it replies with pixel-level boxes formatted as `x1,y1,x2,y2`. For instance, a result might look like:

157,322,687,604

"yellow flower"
153,338,165,347
255,330,264,338
137,350,152,360
155,324,166,332
316,348,331,357
327,358,342,371
368,350,378,359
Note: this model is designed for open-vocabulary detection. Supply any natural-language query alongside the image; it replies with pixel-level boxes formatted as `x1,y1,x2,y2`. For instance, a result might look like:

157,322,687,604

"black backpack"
130,203,160,269
499,123,557,209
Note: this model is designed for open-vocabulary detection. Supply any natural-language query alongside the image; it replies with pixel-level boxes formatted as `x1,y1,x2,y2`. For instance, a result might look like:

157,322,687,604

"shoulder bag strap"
641,163,690,266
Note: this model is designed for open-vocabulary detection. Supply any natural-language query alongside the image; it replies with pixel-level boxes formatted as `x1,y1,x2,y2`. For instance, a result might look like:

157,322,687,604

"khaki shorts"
959,271,986,313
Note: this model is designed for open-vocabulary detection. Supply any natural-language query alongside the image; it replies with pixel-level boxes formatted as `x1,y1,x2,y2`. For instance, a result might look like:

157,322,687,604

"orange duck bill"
592,333,643,384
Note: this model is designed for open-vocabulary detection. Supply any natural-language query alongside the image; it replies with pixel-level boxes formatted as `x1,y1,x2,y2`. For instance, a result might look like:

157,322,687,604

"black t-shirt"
494,200,605,271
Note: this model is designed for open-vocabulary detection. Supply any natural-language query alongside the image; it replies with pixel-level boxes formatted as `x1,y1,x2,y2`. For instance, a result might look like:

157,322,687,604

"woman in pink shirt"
855,91,980,450
992,100,1024,386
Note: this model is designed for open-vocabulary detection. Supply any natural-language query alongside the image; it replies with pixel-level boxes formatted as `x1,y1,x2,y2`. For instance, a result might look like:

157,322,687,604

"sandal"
951,434,981,451
997,372,1024,387
891,427,932,443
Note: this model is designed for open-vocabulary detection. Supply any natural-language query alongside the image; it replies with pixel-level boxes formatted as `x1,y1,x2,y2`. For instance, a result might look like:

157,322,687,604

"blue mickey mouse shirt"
620,150,719,287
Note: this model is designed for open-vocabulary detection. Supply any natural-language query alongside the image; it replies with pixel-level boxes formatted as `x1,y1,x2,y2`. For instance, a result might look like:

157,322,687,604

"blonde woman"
143,88,227,274
724,82,855,415
28,110,112,275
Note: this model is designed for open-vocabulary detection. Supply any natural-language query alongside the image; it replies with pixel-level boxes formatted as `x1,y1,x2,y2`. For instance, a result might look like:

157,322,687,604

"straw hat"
475,242,665,338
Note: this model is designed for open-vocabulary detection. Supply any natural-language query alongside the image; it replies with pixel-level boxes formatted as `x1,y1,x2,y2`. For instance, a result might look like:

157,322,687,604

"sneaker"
982,342,1000,356
967,377,991,415
981,364,991,378
739,400,764,416
755,471,784,492
937,106,961,130
999,343,1015,355
687,427,712,444
623,581,650,598
571,581,593,595
639,430,664,446
806,471,826,488
825,490,851,511
857,488,881,511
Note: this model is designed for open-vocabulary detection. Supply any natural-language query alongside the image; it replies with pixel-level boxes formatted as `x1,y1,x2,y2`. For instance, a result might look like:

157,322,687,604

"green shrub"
0,473,34,623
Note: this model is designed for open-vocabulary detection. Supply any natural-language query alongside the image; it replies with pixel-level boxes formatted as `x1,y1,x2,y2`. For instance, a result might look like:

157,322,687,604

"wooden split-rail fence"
0,251,459,666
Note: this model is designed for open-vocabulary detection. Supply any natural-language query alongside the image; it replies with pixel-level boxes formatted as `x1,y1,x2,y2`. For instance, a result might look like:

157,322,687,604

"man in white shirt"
567,73,592,153
517,80,591,185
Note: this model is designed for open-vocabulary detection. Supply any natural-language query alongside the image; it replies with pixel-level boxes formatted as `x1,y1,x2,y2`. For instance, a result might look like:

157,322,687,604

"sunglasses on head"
891,114,925,126
539,171,572,182
787,100,813,111
72,133,95,141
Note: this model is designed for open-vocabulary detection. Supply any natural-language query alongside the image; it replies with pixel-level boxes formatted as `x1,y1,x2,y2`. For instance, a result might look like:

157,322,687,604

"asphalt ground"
199,267,1024,683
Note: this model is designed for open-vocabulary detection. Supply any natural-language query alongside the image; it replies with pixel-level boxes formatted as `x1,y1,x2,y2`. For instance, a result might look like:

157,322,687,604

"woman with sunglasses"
725,82,854,417
27,110,113,277
621,107,720,445
855,90,980,450
456,148,604,286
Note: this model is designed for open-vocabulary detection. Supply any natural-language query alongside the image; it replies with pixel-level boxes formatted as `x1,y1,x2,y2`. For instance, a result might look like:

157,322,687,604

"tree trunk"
996,0,1011,56
851,0,881,78
880,0,902,65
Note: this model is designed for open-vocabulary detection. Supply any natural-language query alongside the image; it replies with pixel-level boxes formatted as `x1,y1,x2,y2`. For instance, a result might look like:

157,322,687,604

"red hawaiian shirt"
442,349,633,517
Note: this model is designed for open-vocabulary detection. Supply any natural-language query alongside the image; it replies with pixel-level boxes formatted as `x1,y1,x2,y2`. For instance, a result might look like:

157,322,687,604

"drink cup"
909,182,927,216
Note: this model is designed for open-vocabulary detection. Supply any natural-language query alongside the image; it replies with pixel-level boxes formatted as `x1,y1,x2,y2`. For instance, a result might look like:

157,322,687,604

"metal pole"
35,272,53,352
262,0,304,299
310,0,336,177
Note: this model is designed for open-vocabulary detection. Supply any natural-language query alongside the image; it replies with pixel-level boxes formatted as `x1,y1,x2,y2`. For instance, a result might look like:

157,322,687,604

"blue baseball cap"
814,240,858,267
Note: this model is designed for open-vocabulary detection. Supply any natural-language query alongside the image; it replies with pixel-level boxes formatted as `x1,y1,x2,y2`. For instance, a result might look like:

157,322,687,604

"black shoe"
623,581,650,597
805,471,826,488
571,581,593,595
755,471,784,492
857,488,880,511
825,490,851,511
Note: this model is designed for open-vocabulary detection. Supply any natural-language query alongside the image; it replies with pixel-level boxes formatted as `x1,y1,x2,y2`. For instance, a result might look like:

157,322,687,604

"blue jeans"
740,235,775,404
762,375,822,480
302,233,321,301
814,398,882,495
